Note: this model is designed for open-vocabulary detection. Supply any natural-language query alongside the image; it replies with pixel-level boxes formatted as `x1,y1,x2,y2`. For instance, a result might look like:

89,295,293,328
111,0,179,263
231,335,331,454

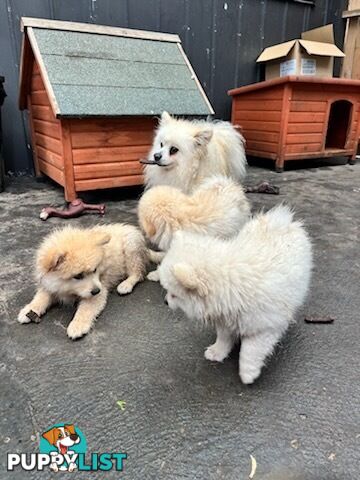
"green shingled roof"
25,21,213,117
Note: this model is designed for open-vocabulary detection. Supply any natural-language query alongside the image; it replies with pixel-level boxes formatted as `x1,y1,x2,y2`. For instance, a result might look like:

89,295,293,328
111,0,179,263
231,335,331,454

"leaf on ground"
116,400,126,411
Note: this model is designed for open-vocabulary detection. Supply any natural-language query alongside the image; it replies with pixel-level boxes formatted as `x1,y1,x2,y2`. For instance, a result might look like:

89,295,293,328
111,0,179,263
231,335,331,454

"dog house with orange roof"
19,17,213,200
229,76,360,172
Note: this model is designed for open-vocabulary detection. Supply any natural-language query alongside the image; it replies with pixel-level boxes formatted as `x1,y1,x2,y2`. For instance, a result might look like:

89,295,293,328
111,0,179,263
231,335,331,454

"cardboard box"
257,25,345,80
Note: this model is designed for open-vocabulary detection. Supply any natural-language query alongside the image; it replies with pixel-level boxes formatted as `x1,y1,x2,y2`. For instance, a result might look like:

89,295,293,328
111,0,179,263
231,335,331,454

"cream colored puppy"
138,176,251,281
18,224,162,339
144,112,246,193
139,175,250,251
158,205,313,384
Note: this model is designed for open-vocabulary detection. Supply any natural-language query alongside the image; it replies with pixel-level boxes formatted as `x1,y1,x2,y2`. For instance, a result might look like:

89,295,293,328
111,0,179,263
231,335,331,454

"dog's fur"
138,175,251,252
144,112,247,193
18,224,162,339
158,205,312,384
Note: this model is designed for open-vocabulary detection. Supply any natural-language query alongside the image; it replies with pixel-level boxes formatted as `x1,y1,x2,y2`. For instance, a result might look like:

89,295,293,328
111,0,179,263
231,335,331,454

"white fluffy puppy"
143,112,246,193
158,205,312,384
138,175,251,252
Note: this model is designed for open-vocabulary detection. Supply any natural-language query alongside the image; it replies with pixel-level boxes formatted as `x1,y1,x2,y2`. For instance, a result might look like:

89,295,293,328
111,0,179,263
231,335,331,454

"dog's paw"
67,320,91,340
239,366,261,385
17,306,40,324
146,270,160,282
117,280,134,295
204,344,228,362
50,463,59,472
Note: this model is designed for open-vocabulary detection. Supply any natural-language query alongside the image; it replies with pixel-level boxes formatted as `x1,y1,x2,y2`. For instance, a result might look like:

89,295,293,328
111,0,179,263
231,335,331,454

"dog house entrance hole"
325,100,352,149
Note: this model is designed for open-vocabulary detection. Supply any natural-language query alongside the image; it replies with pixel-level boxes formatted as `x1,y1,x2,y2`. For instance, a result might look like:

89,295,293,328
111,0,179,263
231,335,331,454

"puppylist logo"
7,423,127,473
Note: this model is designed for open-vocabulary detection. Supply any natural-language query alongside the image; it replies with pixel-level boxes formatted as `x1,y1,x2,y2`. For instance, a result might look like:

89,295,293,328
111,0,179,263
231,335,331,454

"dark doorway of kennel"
325,100,353,150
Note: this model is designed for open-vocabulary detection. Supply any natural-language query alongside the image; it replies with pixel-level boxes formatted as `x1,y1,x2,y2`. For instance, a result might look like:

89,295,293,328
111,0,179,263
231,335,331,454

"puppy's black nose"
164,298,168,306
154,152,162,162
91,287,100,296
70,434,78,441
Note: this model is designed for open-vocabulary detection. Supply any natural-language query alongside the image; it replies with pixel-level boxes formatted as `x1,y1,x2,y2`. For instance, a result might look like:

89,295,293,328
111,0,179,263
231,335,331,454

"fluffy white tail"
212,121,247,180
265,204,295,229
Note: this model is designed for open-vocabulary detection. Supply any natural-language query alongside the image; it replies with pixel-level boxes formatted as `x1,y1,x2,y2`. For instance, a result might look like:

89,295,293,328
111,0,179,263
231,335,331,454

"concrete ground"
0,159,359,479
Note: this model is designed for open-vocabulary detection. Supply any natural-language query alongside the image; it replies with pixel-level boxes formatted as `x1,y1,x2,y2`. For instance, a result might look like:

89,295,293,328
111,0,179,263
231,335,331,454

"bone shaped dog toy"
40,199,106,221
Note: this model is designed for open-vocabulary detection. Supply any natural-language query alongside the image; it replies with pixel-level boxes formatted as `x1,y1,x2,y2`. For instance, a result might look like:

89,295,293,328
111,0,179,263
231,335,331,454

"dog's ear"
160,111,172,125
194,129,213,147
172,263,208,297
52,254,66,270
42,428,57,445
40,251,66,273
64,424,76,435
94,233,111,247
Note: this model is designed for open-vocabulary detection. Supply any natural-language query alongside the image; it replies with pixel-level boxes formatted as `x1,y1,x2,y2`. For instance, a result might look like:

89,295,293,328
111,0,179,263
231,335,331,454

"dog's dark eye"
160,142,163,148
93,268,97,273
58,433,62,439
169,146,178,155
74,273,84,280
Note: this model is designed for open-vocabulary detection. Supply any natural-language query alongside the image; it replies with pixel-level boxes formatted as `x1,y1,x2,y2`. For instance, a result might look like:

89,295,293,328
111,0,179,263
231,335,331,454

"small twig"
139,159,157,165
304,316,335,324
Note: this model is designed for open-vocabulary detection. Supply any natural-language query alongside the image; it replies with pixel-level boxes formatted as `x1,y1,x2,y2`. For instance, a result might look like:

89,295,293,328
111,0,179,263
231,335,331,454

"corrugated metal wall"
0,0,346,174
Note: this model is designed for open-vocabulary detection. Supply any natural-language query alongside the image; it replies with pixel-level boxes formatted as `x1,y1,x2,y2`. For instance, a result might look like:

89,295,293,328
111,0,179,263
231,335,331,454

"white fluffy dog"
138,175,251,252
143,112,246,193
158,205,312,384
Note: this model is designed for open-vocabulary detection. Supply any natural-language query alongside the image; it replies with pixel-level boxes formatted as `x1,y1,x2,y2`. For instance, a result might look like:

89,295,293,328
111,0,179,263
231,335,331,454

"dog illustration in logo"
42,424,80,472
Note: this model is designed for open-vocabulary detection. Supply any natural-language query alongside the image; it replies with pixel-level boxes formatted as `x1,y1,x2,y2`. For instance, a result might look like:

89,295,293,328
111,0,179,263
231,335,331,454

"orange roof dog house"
19,18,213,201
229,76,360,172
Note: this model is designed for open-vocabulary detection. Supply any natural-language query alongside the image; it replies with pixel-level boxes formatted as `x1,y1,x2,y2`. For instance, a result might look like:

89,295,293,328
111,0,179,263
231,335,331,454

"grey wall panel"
325,0,347,75
211,0,241,120
51,0,92,23
92,0,129,27
284,2,311,40
127,0,161,31
308,0,329,27
186,1,213,103
159,0,187,37
264,0,290,46
0,0,52,174
1,0,347,173
235,1,266,88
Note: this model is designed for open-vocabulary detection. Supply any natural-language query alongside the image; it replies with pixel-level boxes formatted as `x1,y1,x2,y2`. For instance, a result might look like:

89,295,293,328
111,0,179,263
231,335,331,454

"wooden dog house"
229,76,360,172
19,17,213,200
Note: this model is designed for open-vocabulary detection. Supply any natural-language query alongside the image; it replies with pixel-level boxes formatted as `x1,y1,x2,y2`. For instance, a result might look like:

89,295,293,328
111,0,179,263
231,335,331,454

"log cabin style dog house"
19,17,213,201
229,76,360,172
